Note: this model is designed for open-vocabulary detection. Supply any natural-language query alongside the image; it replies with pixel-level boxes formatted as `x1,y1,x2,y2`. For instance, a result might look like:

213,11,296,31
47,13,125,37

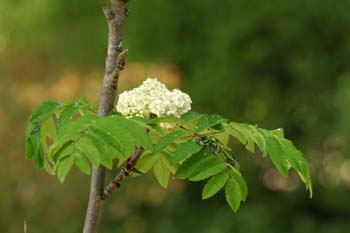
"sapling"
24,1,312,233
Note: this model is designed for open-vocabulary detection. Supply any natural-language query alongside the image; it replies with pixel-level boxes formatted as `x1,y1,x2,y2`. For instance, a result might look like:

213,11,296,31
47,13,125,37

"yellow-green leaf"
202,171,229,199
153,159,170,188
225,177,241,212
57,156,74,183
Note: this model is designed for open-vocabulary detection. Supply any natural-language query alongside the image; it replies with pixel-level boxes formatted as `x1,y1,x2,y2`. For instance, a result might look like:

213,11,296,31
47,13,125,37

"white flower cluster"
116,78,192,118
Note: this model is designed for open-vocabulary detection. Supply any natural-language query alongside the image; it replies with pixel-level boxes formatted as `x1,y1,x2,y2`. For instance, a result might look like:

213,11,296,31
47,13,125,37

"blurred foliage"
0,0,349,233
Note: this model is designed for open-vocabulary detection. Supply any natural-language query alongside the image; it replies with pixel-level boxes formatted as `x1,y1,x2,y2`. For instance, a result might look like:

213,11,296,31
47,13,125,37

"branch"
102,4,114,20
83,1,128,233
101,146,145,200
98,0,128,116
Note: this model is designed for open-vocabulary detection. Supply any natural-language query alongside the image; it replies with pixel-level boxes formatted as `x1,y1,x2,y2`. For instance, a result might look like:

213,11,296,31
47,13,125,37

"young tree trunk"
83,1,128,233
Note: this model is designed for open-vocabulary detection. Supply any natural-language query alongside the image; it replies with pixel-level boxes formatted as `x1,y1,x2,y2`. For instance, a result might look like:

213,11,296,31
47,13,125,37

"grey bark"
83,1,128,233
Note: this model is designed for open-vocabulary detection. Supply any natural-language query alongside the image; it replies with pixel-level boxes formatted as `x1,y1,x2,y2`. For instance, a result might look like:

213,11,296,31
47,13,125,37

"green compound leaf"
43,159,55,175
228,123,268,156
225,176,242,212
41,117,56,142
265,135,290,177
175,148,224,179
189,160,226,181
74,151,91,175
196,114,225,132
75,136,101,167
161,153,177,174
114,115,152,150
25,129,35,159
25,99,312,205
170,139,203,164
129,116,161,136
154,130,189,153
213,131,230,146
271,128,284,138
279,138,313,197
202,171,229,200
180,111,204,130
52,141,74,163
52,115,99,149
57,156,74,183
86,130,122,168
56,103,81,134
222,122,246,145
180,111,201,121
230,168,248,201
29,133,45,169
243,124,267,155
25,101,61,169
153,158,171,188
97,116,152,154
88,126,125,160
135,153,159,173
46,114,153,182
49,114,99,159
92,120,134,156
29,101,61,123
230,122,255,153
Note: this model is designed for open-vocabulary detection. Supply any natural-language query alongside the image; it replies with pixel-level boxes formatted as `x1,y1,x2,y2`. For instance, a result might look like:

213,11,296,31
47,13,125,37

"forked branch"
101,147,145,200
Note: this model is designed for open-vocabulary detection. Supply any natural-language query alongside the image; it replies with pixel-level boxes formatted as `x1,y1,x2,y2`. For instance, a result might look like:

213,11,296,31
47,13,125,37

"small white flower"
116,78,192,118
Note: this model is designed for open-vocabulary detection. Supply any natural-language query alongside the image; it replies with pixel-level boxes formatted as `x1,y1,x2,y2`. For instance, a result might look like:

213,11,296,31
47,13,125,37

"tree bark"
83,1,128,233
102,147,144,200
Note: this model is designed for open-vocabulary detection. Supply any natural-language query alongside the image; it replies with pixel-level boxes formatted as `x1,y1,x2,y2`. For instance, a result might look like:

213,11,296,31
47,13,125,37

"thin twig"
24,222,27,233
101,146,145,200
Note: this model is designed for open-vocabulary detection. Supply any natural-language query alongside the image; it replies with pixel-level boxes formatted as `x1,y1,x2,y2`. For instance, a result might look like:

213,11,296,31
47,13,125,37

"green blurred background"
1,0,349,232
